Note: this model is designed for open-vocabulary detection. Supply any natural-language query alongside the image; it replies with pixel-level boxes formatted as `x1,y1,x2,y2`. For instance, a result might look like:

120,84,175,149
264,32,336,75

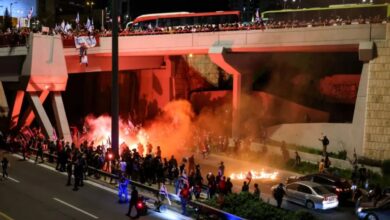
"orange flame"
230,169,278,180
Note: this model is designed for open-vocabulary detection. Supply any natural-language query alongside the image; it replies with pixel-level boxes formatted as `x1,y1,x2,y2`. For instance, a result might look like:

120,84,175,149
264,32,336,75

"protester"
127,185,139,218
253,183,261,200
273,183,285,208
1,156,9,179
179,183,190,216
118,175,129,203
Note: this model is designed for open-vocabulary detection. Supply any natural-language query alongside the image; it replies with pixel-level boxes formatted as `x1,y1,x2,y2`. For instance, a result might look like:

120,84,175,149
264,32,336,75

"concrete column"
20,90,50,127
209,46,242,138
27,92,54,140
351,63,369,156
51,92,72,143
9,90,24,128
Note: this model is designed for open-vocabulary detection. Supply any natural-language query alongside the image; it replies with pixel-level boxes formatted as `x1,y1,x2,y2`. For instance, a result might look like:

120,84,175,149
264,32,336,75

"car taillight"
137,202,144,209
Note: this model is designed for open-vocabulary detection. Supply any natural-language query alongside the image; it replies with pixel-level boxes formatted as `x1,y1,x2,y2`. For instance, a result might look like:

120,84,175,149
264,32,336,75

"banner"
74,36,97,48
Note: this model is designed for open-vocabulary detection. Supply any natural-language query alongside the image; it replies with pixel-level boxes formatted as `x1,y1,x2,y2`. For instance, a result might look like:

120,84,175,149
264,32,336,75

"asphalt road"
0,151,190,220
194,153,358,220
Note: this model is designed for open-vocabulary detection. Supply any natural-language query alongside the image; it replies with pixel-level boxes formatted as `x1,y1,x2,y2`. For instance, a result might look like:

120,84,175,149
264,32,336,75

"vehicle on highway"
356,196,390,220
272,181,339,210
287,173,352,201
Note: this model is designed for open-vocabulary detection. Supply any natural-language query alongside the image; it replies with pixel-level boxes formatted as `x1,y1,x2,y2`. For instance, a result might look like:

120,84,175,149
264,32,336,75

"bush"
358,157,382,167
204,192,317,220
382,160,390,176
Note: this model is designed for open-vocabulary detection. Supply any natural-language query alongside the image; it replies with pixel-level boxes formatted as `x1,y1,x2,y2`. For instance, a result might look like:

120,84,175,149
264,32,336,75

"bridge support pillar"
51,92,72,143
209,46,242,138
20,90,50,128
27,92,54,140
9,91,24,129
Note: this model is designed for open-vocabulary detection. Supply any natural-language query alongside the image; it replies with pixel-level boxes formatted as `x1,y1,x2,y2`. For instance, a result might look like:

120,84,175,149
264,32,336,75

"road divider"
53,197,99,219
0,173,20,183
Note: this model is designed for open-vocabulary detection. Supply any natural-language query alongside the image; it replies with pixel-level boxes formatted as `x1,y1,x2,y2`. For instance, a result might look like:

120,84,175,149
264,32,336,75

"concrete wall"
362,37,390,160
63,24,387,56
248,141,382,174
267,123,354,154
191,91,329,125
137,67,173,114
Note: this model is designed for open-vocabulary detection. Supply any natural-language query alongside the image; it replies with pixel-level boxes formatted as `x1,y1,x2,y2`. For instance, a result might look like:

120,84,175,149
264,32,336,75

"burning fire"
230,169,278,181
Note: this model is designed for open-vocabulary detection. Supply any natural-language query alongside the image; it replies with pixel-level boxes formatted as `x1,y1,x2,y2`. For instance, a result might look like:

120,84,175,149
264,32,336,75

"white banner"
74,36,97,49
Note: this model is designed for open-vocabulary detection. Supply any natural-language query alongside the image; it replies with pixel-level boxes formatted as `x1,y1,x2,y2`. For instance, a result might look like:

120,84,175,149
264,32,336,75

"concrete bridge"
1,23,389,160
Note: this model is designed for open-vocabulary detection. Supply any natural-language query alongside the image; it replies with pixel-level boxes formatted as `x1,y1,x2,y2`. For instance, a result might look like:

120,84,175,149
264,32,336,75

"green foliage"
382,160,390,176
204,192,316,220
358,157,382,167
285,159,318,174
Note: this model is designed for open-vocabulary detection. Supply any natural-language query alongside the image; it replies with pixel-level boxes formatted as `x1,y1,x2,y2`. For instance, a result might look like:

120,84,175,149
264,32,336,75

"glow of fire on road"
230,169,279,181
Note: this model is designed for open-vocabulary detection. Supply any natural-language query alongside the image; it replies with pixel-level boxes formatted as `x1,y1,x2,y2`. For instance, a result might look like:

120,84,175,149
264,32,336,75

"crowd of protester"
0,12,388,48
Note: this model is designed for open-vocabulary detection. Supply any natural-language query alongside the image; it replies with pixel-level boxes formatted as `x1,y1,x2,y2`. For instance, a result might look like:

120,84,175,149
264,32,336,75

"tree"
3,8,12,31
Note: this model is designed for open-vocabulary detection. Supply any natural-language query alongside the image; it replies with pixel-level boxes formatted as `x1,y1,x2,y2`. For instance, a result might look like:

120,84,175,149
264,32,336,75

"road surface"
0,151,190,220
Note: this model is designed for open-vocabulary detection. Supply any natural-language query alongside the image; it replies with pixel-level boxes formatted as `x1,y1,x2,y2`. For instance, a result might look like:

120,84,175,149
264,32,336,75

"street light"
86,1,94,16
10,1,17,18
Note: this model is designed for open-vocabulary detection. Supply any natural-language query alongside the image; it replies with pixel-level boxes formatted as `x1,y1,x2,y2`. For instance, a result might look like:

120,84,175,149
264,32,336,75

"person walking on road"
1,156,9,179
179,183,190,216
35,140,44,164
273,183,285,208
118,175,129,203
66,160,73,186
127,185,139,218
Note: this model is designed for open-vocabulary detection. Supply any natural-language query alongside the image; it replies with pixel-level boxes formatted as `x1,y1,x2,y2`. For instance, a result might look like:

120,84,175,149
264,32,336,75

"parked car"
356,196,390,220
272,181,339,210
287,173,352,201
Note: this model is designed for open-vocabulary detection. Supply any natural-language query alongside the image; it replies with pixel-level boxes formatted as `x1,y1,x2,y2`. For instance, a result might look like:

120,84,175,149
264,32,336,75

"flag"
27,7,33,19
52,129,58,141
159,184,172,205
255,8,260,22
86,18,91,30
76,12,80,24
246,171,252,183
61,20,65,31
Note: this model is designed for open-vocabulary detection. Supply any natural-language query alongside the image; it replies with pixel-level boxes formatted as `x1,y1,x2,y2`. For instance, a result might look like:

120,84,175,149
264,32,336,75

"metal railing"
25,147,244,220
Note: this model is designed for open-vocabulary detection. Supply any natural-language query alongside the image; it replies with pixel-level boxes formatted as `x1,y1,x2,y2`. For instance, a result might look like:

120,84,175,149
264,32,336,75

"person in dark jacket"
127,186,139,218
273,183,285,208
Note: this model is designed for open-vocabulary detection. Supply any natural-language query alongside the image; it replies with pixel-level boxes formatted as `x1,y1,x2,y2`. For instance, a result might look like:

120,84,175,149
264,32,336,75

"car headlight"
357,207,362,213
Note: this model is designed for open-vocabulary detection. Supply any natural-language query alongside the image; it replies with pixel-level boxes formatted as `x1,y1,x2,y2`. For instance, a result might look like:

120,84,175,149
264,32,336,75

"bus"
130,11,241,30
261,3,390,22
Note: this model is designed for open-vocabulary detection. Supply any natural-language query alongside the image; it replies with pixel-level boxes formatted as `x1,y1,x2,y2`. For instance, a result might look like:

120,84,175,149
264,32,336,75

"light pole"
10,1,17,18
112,0,119,156
86,1,94,17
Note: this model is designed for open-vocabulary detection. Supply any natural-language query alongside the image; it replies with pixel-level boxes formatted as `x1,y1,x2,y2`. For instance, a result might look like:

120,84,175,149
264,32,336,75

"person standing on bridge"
1,156,9,179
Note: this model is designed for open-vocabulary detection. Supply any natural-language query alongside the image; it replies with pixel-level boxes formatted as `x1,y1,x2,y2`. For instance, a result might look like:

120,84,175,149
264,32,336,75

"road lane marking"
0,211,15,220
53,198,99,219
0,173,20,183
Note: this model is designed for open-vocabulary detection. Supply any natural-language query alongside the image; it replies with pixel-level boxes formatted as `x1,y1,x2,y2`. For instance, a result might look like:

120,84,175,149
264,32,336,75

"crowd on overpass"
0,12,389,48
